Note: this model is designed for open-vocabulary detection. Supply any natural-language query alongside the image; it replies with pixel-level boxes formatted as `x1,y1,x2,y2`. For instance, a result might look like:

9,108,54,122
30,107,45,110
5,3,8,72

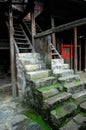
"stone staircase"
16,51,86,130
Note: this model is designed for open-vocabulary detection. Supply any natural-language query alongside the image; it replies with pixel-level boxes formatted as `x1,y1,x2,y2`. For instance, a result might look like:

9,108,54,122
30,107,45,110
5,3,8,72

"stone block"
34,76,57,87
58,74,80,84
72,89,86,99
26,69,51,81
44,92,71,108
25,64,41,72
10,114,32,130
51,102,77,127
39,88,59,100
61,69,74,77
80,101,86,113
59,114,86,130
64,81,85,94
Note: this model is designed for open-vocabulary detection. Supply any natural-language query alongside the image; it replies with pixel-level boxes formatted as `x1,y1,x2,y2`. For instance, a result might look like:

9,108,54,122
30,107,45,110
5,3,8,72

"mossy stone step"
72,89,86,103
50,101,77,127
37,88,59,100
44,92,71,108
37,82,61,91
64,81,85,94
59,114,86,130
80,101,86,113
58,75,80,84
26,70,52,81
33,76,57,88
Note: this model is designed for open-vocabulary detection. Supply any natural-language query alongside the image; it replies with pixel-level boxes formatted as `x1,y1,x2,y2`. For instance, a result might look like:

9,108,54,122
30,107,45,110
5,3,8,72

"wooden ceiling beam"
35,17,86,38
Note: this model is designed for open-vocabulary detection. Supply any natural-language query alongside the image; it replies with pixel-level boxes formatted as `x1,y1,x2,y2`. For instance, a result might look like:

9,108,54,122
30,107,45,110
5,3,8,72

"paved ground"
78,72,86,81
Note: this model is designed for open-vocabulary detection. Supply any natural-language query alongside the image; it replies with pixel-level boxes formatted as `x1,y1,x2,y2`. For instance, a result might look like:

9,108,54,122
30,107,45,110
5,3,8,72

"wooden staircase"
13,21,33,53
23,20,42,35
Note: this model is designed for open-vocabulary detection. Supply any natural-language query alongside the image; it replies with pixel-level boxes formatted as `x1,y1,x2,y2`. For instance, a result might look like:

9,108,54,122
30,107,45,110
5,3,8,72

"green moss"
25,110,51,130
51,99,78,119
37,83,61,91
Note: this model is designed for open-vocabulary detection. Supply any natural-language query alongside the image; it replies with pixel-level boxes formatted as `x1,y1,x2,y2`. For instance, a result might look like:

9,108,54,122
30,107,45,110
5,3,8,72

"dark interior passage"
0,50,10,78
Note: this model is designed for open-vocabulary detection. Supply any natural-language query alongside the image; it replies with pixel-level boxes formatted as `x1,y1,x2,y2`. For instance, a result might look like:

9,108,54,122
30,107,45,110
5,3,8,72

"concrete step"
44,92,71,108
26,69,52,81
58,74,80,84
64,81,85,94
50,100,77,127
59,114,86,130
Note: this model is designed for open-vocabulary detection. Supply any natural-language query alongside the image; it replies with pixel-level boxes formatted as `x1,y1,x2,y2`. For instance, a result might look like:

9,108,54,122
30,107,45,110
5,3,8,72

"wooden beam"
79,45,81,71
74,27,77,74
35,18,86,38
9,3,17,98
85,39,86,71
0,47,9,50
51,16,56,48
31,12,36,52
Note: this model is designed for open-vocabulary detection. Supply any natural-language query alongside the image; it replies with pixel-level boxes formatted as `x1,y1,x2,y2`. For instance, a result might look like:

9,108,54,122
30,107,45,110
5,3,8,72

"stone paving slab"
0,98,39,130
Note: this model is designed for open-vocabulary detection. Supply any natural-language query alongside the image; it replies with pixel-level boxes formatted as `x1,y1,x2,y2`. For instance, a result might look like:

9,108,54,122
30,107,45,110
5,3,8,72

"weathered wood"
0,47,9,50
31,12,36,52
74,27,77,74
79,45,81,71
51,16,56,48
9,4,17,97
85,39,86,70
35,18,86,38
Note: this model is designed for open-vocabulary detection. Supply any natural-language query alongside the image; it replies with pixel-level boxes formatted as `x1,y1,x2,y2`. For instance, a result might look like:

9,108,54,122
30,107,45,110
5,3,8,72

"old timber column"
74,27,78,74
85,39,86,72
31,11,36,52
51,16,56,48
9,1,17,97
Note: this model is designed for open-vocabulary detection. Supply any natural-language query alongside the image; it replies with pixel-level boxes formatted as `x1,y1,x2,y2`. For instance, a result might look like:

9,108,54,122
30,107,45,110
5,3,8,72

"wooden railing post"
74,27,78,74
9,2,17,98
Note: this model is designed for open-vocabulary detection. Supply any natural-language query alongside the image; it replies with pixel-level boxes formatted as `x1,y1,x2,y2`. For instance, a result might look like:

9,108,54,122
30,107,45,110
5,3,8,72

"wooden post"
79,45,81,71
31,11,36,52
9,2,17,97
74,27,78,74
85,39,86,71
51,16,56,47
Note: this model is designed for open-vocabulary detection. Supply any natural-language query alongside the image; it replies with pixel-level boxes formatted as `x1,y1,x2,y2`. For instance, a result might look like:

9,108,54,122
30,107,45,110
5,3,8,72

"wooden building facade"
0,0,86,97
